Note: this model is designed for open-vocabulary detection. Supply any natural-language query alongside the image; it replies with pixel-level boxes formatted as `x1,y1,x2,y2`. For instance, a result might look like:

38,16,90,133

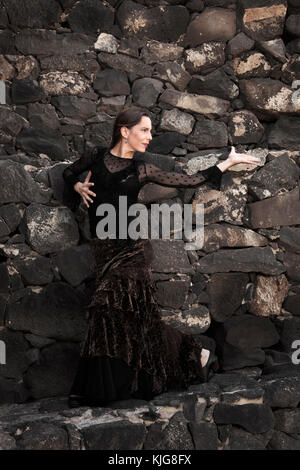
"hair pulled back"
109,106,151,149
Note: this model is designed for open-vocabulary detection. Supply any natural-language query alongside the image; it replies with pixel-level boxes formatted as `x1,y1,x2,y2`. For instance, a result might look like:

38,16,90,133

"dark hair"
109,106,151,149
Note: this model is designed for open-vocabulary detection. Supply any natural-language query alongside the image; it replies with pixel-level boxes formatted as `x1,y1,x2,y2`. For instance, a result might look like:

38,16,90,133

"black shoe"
202,352,219,382
68,395,85,408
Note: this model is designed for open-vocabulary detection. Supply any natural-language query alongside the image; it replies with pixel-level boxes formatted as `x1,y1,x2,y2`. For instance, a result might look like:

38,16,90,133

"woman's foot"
68,394,85,408
201,348,219,382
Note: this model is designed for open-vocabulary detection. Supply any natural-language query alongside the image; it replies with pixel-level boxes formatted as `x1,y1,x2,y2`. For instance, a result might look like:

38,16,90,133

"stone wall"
0,0,300,447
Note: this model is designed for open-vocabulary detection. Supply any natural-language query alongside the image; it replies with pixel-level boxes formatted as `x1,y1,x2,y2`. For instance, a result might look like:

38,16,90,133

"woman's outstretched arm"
137,146,260,190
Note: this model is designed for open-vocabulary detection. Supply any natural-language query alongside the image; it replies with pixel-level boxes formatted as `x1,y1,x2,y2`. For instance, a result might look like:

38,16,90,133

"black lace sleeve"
137,161,223,190
62,146,107,210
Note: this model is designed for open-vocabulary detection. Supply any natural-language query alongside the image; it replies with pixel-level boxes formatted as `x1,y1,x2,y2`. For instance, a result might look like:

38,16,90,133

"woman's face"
122,116,152,153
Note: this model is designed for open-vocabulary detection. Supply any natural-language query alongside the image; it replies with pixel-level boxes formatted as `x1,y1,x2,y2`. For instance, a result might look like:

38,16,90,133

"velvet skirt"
69,237,206,406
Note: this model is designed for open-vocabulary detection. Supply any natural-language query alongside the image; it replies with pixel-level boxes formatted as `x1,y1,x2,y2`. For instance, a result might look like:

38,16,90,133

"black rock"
7,282,87,341
50,244,95,287
93,68,130,98
214,403,275,433
23,342,81,400
3,0,62,28
67,0,114,34
28,103,60,130
0,263,9,294
11,79,45,105
51,96,96,120
117,1,189,42
188,422,219,450
147,132,185,154
16,128,68,161
188,69,238,100
187,120,228,148
12,255,53,286
82,420,147,450
15,30,94,56
0,30,16,54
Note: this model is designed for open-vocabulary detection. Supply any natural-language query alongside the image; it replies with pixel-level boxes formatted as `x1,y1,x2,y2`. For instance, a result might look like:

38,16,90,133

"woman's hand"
74,171,96,208
228,146,261,166
217,146,261,173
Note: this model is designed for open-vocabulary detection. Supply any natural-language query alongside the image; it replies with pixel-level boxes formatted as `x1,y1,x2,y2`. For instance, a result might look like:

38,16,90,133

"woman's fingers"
85,171,92,182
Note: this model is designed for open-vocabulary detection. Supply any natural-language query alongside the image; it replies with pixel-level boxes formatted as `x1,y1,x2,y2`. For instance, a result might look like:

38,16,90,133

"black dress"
63,147,223,406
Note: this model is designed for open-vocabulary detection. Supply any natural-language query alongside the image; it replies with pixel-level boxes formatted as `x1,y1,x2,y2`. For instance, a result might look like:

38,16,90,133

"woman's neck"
109,142,134,159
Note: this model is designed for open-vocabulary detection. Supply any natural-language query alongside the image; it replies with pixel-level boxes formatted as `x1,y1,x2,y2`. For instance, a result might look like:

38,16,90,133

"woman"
63,106,260,408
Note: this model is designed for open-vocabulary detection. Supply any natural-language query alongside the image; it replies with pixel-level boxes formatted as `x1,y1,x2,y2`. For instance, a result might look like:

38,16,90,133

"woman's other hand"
217,146,261,173
74,171,96,208
228,146,261,165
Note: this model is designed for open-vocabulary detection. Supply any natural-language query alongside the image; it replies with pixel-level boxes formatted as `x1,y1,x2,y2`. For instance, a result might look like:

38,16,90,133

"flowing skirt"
69,237,206,406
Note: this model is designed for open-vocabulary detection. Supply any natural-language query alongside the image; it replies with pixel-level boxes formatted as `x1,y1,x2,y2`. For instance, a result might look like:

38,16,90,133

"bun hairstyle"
109,106,151,149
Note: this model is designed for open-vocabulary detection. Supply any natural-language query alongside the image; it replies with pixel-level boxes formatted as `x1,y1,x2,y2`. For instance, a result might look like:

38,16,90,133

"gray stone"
144,411,194,450
11,78,45,105
51,244,95,287
160,108,195,135
141,41,184,64
274,409,300,434
248,188,300,229
197,246,285,275
185,42,226,75
2,0,61,28
24,342,81,399
7,282,87,341
28,103,60,130
12,254,54,286
187,68,239,101
188,422,219,450
16,422,69,450
248,154,300,200
153,62,191,91
82,420,147,450
227,32,255,57
16,128,69,161
116,1,189,42
15,30,94,56
224,314,280,350
93,69,130,97
0,161,52,204
268,116,300,149
160,89,230,117
228,110,264,145
268,430,300,450
154,280,190,309
239,79,300,119
151,240,194,274
24,204,79,255
232,51,271,79
40,72,92,97
94,33,119,53
203,223,268,253
67,0,114,34
187,120,228,148
132,78,164,107
51,96,97,120
214,403,275,433
208,273,249,322
186,8,236,47
228,427,267,450
0,106,27,143
237,0,287,41
259,375,300,408
97,51,153,78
